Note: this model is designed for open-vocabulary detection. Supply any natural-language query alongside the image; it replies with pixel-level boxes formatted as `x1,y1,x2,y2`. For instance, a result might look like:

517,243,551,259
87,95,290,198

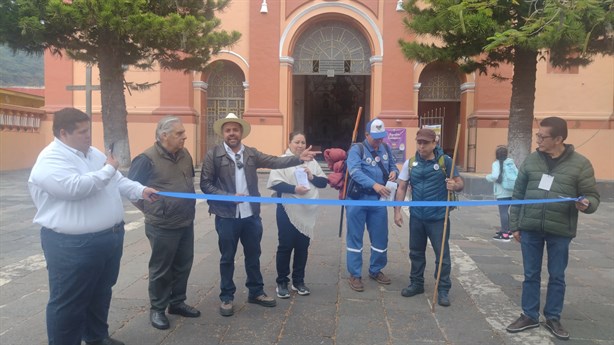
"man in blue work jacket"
345,118,399,292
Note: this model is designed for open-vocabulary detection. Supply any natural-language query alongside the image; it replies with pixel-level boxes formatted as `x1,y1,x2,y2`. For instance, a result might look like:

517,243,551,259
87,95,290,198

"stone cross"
65,64,101,117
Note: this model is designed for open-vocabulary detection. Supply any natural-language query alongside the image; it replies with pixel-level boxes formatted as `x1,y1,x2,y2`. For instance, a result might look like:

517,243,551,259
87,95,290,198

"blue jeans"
276,205,310,285
346,199,388,278
408,217,451,292
520,230,571,321
215,215,264,302
497,197,511,232
145,223,194,311
41,226,124,345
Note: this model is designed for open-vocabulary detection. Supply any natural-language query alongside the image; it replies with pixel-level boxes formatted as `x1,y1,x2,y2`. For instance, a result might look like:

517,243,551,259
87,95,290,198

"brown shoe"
369,271,391,285
543,319,570,340
506,314,539,333
348,276,364,292
247,293,277,307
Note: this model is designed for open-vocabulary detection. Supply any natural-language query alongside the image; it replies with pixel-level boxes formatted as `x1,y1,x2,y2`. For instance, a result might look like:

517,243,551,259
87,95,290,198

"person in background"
267,131,328,298
345,118,399,292
28,107,158,345
128,116,200,330
506,117,600,340
200,113,320,317
485,146,518,242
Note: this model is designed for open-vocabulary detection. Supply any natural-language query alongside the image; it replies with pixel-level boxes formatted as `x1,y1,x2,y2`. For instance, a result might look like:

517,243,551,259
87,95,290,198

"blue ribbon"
157,191,579,208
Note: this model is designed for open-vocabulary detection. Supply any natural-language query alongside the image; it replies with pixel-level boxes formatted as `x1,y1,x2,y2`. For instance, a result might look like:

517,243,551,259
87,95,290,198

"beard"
225,136,241,149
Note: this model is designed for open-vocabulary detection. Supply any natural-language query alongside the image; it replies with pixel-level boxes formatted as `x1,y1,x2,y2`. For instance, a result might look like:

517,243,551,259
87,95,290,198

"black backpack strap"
383,142,395,170
356,142,364,158
365,144,389,184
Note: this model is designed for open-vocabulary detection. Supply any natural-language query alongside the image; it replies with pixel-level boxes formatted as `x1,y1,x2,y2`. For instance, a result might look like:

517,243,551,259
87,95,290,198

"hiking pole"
432,124,461,312
339,106,363,238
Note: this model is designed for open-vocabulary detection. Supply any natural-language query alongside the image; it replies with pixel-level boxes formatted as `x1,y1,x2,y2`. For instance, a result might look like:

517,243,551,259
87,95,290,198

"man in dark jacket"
393,128,463,307
128,116,200,330
200,113,319,317
506,117,600,340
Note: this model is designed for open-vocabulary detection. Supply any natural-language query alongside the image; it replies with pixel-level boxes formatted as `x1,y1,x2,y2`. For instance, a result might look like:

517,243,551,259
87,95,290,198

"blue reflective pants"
346,200,388,278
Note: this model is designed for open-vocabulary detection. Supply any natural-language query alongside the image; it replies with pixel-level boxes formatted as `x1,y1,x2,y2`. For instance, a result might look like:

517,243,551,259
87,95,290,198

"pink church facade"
5,1,612,178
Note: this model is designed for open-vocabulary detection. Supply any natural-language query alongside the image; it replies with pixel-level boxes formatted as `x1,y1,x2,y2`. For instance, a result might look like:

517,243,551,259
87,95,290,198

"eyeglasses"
416,140,434,145
235,153,244,169
535,133,552,141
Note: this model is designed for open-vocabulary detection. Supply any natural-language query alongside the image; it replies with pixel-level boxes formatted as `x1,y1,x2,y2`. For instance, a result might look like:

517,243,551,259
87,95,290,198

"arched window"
206,62,245,148
419,64,461,101
293,21,371,75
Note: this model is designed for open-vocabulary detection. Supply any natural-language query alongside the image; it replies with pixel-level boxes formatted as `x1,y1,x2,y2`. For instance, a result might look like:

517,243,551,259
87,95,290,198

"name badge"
538,174,554,191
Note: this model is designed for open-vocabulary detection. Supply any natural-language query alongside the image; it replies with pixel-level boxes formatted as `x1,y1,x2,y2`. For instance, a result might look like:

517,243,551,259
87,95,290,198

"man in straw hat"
200,113,320,317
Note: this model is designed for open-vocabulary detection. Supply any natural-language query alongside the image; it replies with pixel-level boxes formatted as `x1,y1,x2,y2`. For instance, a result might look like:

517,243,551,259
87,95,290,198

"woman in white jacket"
267,132,328,298
485,146,518,241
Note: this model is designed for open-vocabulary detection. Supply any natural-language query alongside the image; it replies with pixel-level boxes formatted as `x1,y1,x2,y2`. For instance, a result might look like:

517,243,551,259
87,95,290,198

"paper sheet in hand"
295,168,311,189
380,181,398,201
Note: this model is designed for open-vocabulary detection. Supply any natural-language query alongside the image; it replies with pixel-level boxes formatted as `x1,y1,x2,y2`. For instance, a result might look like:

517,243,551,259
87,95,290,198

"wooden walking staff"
431,124,461,312
338,106,363,238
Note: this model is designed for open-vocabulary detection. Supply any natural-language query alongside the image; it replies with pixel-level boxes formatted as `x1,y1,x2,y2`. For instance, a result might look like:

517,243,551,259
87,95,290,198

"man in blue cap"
345,118,399,292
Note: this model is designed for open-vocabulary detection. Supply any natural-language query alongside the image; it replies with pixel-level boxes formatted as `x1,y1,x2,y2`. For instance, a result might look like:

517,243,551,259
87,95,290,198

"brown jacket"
200,144,301,218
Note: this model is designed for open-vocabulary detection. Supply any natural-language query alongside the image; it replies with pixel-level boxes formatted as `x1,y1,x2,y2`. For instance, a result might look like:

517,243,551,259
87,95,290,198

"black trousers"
275,205,310,285
145,223,194,311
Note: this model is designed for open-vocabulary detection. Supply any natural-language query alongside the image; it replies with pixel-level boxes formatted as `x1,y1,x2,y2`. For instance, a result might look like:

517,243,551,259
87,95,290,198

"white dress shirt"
28,138,145,234
223,143,252,219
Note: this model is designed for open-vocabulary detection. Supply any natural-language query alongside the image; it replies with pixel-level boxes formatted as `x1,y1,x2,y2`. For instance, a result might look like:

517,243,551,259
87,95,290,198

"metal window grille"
292,22,371,76
206,64,245,150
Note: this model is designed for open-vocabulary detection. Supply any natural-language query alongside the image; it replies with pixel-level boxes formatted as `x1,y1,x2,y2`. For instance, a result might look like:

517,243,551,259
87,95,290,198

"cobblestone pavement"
1,170,612,345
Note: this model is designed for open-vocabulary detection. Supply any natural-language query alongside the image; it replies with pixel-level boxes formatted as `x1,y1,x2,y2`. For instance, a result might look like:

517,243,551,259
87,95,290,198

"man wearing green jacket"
506,117,600,340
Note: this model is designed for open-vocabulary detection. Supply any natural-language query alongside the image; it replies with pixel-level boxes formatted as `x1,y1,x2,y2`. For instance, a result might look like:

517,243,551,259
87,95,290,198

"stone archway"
418,63,462,157
291,20,372,152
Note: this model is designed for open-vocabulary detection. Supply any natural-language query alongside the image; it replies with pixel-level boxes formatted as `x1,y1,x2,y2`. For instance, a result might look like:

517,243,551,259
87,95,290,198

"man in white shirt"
28,108,158,345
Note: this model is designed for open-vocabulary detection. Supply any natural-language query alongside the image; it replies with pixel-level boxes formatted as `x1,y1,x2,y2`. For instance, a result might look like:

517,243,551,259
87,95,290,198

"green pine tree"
399,0,613,164
0,0,240,167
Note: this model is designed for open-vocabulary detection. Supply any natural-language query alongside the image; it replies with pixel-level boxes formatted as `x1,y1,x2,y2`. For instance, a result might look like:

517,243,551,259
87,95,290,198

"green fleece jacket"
509,144,600,238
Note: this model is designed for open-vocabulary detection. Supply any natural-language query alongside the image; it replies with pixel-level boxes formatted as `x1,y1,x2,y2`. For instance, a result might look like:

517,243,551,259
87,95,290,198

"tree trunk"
507,48,538,167
98,49,131,168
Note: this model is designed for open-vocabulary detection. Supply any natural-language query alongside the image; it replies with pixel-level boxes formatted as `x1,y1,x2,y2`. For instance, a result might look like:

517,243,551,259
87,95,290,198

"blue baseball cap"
366,118,386,139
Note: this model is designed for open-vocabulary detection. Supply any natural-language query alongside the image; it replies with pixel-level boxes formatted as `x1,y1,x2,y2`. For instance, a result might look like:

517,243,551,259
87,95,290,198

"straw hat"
213,113,251,138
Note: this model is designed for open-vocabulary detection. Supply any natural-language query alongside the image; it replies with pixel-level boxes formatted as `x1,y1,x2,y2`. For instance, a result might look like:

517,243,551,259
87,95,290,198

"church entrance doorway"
291,20,372,155
418,63,462,158
294,74,369,153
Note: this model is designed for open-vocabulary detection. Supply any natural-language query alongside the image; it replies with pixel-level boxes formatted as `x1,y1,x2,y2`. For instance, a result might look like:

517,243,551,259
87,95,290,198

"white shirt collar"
54,137,92,158
223,142,244,159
